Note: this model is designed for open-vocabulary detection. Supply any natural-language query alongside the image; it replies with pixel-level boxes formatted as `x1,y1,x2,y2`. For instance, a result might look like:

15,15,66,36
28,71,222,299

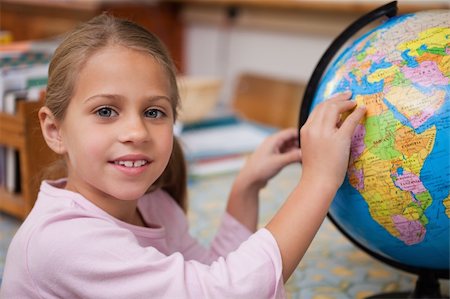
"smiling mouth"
113,160,149,168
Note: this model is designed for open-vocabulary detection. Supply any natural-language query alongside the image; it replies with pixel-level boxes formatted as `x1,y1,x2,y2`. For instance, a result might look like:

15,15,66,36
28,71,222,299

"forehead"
72,45,172,100
82,45,166,77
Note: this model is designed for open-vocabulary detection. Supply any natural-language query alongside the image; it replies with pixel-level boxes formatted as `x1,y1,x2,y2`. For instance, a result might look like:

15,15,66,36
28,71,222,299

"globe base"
367,293,449,299
367,292,417,299
367,270,449,299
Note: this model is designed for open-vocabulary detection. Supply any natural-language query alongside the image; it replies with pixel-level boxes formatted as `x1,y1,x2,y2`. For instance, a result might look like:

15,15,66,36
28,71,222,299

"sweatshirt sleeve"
179,212,253,264
148,190,252,264
27,216,286,299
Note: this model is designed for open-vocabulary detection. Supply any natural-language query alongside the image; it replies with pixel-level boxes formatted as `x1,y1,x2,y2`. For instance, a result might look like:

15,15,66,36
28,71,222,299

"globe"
300,4,449,297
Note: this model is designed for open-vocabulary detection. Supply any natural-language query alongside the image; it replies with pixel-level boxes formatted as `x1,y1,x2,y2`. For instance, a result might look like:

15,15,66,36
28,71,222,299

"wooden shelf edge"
0,112,25,134
171,0,449,14
0,187,26,220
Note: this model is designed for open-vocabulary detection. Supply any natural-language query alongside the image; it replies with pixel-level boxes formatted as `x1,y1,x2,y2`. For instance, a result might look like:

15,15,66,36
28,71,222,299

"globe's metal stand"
297,1,449,298
367,270,446,299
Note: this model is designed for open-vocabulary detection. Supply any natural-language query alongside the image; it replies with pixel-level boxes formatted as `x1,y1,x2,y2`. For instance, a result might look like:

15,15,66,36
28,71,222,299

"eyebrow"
83,94,172,104
83,94,121,104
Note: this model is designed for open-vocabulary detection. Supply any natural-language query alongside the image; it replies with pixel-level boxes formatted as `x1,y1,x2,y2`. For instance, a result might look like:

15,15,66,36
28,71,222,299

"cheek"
157,128,174,161
63,128,109,164
84,138,108,159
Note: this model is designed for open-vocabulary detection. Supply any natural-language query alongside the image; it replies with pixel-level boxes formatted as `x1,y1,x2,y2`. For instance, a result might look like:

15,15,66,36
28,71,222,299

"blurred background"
1,1,449,297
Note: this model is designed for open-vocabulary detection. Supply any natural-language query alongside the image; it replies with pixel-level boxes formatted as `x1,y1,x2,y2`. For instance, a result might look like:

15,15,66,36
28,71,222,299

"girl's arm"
266,92,366,281
226,128,302,232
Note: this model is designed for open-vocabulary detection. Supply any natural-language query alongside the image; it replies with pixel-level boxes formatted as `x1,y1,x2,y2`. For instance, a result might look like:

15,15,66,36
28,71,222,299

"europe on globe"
308,9,449,272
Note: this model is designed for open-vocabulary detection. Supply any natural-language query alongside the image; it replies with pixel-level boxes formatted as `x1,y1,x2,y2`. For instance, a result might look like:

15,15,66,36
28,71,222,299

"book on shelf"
0,39,57,193
3,89,28,193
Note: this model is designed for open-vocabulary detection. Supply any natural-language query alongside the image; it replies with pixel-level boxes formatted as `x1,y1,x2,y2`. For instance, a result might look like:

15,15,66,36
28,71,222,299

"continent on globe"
308,9,449,269
348,94,436,245
444,194,450,217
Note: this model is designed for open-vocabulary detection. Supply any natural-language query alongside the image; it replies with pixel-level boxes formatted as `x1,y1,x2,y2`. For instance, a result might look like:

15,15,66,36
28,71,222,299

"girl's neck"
92,197,147,227
94,198,146,227
64,180,146,227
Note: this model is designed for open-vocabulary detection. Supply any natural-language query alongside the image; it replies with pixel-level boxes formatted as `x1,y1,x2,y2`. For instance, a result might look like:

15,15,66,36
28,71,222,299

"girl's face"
59,46,174,203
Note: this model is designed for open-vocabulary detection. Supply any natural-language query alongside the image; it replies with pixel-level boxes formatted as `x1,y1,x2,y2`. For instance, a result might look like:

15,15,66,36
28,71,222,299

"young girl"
1,14,365,298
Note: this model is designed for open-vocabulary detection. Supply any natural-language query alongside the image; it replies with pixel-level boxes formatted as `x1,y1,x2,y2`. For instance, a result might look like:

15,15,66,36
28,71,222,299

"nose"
118,115,150,144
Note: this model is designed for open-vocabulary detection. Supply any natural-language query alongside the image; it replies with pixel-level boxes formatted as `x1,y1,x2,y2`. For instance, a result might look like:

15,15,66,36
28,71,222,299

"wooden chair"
231,73,305,128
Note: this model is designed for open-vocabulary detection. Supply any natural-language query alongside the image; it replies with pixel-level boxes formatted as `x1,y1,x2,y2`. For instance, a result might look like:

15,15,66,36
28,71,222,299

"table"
187,163,448,298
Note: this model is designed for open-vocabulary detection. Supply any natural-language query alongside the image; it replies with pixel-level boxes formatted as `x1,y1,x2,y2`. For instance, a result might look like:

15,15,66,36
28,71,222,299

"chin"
102,177,158,201
108,187,148,201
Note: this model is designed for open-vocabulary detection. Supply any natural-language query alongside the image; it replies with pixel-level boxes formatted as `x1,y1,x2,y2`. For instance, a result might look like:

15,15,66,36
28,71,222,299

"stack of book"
0,40,58,193
179,116,272,178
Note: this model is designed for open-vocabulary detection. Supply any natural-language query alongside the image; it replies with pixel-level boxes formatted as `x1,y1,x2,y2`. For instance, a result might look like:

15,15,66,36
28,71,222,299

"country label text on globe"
312,10,449,269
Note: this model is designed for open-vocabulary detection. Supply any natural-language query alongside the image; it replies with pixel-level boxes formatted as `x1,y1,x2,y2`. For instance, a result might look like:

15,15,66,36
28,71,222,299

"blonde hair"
150,138,187,212
45,13,187,212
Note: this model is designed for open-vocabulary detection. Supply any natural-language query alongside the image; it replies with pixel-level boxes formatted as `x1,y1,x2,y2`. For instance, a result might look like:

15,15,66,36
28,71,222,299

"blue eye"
145,109,165,118
96,107,118,118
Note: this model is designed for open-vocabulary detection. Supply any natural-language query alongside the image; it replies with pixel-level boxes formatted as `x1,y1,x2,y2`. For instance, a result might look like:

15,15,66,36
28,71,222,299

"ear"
38,106,67,155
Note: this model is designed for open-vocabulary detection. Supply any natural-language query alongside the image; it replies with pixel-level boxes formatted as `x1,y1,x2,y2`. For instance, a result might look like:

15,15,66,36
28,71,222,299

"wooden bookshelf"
0,100,62,220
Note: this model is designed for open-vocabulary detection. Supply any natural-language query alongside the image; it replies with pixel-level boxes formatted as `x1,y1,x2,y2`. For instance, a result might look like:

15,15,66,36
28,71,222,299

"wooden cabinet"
0,100,62,220
0,0,184,71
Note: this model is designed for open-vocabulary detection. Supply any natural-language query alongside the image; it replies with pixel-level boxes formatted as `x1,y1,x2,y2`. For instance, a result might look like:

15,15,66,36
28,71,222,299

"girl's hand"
236,127,302,192
300,92,366,191
227,128,301,232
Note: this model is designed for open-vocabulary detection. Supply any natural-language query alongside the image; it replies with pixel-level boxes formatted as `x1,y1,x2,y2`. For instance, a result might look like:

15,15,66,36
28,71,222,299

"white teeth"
123,161,134,167
115,160,147,168
134,160,147,167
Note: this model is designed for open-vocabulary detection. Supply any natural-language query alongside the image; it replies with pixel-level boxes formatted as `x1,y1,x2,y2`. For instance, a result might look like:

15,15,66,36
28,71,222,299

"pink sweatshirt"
1,179,285,299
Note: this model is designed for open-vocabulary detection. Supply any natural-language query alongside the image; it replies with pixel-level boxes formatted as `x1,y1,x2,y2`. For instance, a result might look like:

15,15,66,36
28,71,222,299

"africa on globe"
310,9,449,270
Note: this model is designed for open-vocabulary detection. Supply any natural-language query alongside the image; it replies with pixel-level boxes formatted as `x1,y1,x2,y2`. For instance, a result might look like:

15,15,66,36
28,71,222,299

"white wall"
182,6,363,105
